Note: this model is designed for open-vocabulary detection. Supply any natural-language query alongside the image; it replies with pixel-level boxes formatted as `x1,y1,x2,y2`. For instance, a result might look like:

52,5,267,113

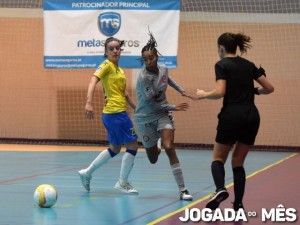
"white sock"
86,149,112,176
119,152,135,184
171,163,186,191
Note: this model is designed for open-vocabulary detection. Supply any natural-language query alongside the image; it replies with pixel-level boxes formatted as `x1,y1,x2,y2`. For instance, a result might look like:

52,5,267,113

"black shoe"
233,202,244,211
206,189,229,210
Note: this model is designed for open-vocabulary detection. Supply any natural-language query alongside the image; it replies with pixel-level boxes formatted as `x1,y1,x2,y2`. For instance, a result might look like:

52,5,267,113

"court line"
147,152,298,225
0,167,83,185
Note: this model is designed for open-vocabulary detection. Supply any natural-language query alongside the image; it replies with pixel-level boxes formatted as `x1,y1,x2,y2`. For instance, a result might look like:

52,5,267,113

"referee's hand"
196,89,206,99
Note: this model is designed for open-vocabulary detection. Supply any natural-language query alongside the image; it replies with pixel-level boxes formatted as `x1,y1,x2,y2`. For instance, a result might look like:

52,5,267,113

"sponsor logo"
98,12,121,36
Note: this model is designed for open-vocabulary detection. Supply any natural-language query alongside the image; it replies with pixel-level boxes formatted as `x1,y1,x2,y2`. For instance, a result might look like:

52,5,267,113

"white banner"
43,0,180,69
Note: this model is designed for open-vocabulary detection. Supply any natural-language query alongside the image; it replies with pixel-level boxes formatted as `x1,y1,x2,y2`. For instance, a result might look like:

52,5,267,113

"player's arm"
196,79,226,100
125,90,136,111
85,76,100,120
254,76,274,95
168,76,196,100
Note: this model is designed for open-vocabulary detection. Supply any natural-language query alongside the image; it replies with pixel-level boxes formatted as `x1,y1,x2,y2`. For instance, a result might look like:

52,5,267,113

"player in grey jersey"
134,31,195,200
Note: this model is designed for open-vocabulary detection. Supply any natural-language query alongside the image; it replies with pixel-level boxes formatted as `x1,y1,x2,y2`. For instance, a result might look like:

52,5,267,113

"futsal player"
196,32,274,210
134,31,195,200
78,37,139,194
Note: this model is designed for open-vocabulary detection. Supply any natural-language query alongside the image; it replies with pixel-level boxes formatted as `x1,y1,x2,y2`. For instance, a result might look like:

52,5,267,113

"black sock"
233,166,246,205
211,160,225,192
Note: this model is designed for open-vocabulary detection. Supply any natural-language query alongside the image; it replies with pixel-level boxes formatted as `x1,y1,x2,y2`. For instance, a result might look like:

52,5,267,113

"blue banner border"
44,56,177,69
44,0,180,11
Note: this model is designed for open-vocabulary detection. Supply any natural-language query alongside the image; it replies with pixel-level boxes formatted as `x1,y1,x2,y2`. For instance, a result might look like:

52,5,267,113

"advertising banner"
43,0,180,69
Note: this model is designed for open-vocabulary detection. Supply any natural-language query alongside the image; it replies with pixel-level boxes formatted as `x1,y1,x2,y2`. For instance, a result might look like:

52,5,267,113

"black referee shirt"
215,56,262,106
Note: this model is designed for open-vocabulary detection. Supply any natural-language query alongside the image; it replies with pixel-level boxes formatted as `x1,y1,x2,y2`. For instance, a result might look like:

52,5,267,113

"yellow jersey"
93,59,127,114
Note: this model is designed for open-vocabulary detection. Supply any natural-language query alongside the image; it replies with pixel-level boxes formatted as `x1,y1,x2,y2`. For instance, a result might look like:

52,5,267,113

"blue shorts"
102,111,138,145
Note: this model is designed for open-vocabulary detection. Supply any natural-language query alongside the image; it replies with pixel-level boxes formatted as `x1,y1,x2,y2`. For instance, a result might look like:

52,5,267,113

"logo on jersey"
162,75,167,83
95,66,102,74
98,12,121,36
143,136,150,142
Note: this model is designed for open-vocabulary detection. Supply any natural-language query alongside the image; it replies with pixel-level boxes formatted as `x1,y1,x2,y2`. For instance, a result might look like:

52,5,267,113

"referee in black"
196,32,274,211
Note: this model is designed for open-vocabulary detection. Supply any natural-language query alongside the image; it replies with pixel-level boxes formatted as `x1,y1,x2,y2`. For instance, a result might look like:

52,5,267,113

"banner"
43,0,180,69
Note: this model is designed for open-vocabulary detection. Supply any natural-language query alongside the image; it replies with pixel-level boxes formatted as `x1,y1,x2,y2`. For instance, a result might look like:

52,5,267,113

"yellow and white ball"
34,184,58,208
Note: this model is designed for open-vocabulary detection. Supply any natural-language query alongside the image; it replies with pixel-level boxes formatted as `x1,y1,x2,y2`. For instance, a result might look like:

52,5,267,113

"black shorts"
215,104,260,146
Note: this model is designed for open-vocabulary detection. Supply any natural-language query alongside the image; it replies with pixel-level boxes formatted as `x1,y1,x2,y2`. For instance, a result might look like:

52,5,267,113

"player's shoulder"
237,57,256,68
158,63,167,71
217,56,253,65
99,59,111,69
94,59,112,75
157,64,168,76
158,63,167,69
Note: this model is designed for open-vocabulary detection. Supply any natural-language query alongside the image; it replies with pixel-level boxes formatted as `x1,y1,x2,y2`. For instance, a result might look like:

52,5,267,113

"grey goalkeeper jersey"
134,64,184,124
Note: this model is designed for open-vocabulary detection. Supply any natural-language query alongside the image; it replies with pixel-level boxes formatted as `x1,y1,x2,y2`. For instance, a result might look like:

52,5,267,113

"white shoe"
78,169,92,192
114,181,138,194
157,138,162,150
180,189,193,201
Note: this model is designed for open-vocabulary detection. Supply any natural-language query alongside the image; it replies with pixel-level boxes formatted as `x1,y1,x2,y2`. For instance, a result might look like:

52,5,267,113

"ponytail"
140,28,162,64
218,32,252,55
234,33,252,54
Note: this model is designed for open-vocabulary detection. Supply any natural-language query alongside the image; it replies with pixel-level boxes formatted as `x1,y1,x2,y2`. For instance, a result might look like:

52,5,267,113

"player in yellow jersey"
78,37,139,194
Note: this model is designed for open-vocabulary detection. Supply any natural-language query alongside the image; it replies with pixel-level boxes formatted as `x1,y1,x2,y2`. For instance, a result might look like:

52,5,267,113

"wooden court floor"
0,144,298,225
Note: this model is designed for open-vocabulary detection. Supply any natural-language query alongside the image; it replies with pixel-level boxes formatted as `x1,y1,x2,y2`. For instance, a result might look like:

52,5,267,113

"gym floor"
0,144,298,225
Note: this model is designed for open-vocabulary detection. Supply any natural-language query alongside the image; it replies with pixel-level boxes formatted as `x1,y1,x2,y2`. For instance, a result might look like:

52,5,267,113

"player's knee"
149,158,158,164
146,147,159,164
163,142,173,151
109,147,121,156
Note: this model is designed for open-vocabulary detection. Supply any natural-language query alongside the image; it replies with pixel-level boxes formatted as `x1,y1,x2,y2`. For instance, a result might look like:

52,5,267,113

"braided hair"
104,37,125,58
217,32,252,55
141,29,162,64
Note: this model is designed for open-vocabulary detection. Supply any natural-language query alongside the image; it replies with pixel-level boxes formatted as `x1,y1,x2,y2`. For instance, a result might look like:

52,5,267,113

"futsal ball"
34,184,58,208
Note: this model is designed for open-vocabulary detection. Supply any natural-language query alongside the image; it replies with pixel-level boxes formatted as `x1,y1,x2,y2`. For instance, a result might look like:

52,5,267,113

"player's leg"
232,105,260,210
78,144,121,192
159,114,193,201
231,142,251,211
115,140,138,194
137,121,161,164
113,112,139,194
78,112,122,191
206,142,231,210
206,106,237,209
145,145,161,164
